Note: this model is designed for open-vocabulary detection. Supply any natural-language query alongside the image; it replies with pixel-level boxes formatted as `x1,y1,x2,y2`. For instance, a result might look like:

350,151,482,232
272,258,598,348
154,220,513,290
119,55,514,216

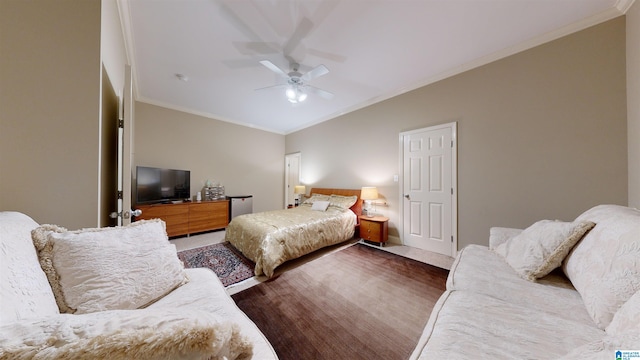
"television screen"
136,166,190,204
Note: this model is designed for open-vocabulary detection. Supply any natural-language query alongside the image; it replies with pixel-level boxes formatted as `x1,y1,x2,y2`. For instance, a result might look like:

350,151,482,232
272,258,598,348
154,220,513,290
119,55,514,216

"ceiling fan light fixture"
286,87,297,100
286,85,306,103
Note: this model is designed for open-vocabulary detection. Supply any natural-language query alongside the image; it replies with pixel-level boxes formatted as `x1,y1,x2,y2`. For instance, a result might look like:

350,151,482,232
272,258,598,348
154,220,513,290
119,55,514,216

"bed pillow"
329,194,358,209
302,194,331,205
31,219,188,314
494,219,594,281
311,200,331,211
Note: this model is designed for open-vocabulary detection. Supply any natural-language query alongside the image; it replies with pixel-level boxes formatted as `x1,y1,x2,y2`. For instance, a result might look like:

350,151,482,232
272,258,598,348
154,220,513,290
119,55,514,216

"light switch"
393,174,399,182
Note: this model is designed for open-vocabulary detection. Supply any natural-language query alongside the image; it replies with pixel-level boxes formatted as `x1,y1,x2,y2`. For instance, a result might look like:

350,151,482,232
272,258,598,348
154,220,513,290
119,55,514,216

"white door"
284,152,301,208
401,123,456,256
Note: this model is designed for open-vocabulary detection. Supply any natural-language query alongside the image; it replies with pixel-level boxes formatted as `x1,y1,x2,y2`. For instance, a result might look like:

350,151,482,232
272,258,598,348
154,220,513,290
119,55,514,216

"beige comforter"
224,205,356,278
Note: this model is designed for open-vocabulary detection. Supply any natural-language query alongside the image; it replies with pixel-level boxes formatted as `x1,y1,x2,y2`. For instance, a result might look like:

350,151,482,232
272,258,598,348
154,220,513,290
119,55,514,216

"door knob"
131,209,142,217
404,194,410,200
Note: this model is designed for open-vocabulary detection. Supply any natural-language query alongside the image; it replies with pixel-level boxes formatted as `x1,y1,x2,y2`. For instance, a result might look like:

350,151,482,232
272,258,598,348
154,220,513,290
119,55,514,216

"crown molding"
616,0,637,13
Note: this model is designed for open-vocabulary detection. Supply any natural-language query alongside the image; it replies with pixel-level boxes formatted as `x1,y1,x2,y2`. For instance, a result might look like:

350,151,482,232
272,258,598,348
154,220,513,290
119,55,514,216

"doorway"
400,122,457,257
284,152,301,208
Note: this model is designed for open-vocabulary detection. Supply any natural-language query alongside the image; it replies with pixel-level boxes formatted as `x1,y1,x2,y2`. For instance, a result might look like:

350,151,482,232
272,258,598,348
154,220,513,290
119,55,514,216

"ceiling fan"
256,60,334,103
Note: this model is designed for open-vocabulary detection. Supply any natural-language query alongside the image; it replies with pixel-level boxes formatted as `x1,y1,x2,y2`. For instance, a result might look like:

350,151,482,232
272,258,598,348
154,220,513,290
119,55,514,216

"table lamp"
360,187,378,217
294,185,306,206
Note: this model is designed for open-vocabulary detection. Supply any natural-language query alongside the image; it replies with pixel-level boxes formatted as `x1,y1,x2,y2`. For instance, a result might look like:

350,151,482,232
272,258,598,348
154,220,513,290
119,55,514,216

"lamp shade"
360,187,378,200
294,185,306,195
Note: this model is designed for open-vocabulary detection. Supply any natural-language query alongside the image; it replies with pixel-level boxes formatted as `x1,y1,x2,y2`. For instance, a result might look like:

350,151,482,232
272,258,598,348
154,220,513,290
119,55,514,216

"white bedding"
224,204,357,278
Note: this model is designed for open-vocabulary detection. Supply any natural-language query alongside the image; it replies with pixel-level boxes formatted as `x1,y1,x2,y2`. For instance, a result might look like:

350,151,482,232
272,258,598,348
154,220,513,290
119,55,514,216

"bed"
224,188,362,278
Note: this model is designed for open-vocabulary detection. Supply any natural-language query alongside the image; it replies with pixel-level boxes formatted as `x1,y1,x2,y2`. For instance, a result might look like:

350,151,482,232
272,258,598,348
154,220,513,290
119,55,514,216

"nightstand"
359,216,389,246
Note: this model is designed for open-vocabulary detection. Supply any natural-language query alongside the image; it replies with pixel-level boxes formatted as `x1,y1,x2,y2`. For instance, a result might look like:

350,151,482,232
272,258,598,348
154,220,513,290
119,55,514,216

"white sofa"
0,211,278,359
411,204,640,359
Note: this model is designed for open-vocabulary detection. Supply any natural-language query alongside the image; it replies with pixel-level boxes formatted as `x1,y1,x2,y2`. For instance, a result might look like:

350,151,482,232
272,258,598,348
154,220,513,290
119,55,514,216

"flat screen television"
136,166,190,204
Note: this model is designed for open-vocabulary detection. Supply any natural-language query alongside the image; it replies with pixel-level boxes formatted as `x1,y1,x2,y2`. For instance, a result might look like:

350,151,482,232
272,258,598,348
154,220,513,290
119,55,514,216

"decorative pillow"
494,219,595,281
563,204,640,329
302,194,330,205
488,227,523,250
606,289,640,335
329,194,358,209
0,308,253,360
311,200,330,211
31,219,188,314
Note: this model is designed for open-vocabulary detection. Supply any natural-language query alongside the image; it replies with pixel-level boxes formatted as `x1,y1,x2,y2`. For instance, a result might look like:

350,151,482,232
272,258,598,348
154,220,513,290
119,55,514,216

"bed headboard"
309,188,363,218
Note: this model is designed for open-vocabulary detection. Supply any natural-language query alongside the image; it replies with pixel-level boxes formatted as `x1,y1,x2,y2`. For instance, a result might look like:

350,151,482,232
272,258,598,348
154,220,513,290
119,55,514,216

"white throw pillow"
0,308,253,360
494,219,594,281
31,219,188,314
311,200,330,211
0,212,60,324
563,204,640,329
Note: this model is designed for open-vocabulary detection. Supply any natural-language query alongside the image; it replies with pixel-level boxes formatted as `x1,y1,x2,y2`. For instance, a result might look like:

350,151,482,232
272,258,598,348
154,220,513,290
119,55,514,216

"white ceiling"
120,0,628,135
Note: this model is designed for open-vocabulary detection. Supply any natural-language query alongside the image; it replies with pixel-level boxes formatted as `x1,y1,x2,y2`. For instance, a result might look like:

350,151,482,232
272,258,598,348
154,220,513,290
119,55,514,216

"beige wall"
0,0,103,228
628,1,640,208
101,0,128,96
286,17,628,249
133,103,285,213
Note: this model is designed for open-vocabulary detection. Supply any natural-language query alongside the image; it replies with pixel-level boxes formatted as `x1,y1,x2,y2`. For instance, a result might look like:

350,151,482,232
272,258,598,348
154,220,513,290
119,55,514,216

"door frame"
120,64,134,225
398,122,458,257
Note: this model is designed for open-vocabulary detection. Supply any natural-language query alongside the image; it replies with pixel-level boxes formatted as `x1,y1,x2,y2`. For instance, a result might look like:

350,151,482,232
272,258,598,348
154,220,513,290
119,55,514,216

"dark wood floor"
233,243,448,360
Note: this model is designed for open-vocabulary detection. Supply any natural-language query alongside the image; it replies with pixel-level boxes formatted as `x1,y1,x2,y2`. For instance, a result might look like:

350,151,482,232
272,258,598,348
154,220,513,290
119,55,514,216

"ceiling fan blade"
222,58,263,69
306,86,334,100
254,84,288,92
301,64,329,82
233,41,279,55
283,17,314,57
259,60,289,78
307,48,347,63
219,3,264,43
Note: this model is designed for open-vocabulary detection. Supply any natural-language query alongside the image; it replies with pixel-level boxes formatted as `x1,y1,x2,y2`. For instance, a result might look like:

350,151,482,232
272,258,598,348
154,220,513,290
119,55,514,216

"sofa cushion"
31,219,188,314
0,212,59,324
149,268,278,360
0,307,253,360
563,204,640,329
494,220,594,281
448,245,595,324
606,289,640,335
557,333,640,360
411,290,604,359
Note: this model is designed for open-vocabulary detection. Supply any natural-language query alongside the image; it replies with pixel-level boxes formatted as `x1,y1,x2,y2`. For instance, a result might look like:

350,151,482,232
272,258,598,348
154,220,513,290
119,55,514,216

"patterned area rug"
177,242,255,287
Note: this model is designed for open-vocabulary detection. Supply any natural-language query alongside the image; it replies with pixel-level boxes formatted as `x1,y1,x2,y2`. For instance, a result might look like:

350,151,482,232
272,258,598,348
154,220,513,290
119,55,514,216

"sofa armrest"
489,227,523,250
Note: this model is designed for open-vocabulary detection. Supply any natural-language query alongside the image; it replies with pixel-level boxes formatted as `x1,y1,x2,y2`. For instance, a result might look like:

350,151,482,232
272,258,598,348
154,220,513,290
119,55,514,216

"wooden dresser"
134,200,229,237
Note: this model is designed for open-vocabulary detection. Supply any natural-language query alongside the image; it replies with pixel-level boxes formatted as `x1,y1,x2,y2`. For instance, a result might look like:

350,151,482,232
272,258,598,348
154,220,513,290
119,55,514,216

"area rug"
231,243,449,360
177,242,254,287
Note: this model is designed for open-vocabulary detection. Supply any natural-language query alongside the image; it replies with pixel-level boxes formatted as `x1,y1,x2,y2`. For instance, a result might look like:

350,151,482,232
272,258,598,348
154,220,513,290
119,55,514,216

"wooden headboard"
309,188,363,219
